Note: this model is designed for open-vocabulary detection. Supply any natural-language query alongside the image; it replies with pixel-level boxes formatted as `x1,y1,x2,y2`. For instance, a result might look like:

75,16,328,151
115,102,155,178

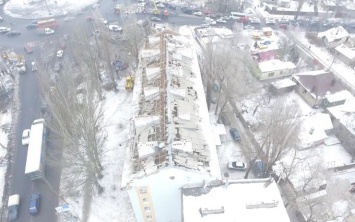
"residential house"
257,59,296,80
318,26,355,49
292,70,344,107
121,30,221,222
182,179,291,222
334,44,355,66
322,90,354,108
327,94,355,157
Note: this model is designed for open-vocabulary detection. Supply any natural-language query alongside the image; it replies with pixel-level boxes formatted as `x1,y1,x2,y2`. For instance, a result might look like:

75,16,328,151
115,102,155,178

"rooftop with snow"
121,29,220,187
182,179,290,222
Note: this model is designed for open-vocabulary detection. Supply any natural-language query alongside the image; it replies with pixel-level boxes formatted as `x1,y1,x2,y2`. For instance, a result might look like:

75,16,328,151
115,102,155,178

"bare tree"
295,0,306,21
277,36,296,61
256,97,302,178
119,18,146,68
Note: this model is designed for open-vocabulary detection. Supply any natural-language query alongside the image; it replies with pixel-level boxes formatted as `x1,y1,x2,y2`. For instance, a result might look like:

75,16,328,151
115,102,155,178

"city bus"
37,19,58,29
25,119,47,180
230,12,246,19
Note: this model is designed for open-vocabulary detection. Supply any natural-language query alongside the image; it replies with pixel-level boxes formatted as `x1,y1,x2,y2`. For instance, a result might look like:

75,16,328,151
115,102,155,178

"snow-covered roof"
292,70,344,99
195,27,234,48
318,26,350,43
299,113,333,149
325,90,353,103
335,44,355,60
182,179,290,222
271,78,296,89
122,28,221,188
327,93,355,119
258,59,296,73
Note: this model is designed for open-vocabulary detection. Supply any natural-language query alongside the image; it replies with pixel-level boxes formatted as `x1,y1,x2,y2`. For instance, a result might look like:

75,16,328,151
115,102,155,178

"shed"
334,44,355,66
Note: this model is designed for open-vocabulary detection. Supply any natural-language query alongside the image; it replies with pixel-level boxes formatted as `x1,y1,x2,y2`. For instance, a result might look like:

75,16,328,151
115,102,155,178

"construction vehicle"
15,55,27,74
125,74,135,90
152,0,160,15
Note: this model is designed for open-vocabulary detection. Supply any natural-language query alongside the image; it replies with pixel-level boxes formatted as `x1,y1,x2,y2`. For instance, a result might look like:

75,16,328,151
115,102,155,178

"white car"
194,11,202,16
108,24,122,32
22,129,30,146
57,50,64,58
64,16,75,22
156,3,165,8
227,161,247,171
0,27,11,33
265,18,276,24
137,3,145,7
216,19,227,23
210,20,216,25
250,17,261,24
98,18,108,24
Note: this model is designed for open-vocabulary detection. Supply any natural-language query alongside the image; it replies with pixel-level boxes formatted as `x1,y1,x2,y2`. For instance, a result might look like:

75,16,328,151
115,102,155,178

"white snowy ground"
3,0,98,19
0,107,12,209
60,79,136,221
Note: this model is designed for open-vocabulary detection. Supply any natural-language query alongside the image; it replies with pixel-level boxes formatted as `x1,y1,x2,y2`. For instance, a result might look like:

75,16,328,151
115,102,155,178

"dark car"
251,159,266,178
29,193,40,215
229,128,241,141
0,16,3,22
220,113,231,125
113,59,128,71
7,31,21,37
26,24,38,30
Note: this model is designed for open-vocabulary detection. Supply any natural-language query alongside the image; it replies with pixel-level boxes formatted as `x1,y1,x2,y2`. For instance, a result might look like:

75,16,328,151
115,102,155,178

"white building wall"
128,167,215,222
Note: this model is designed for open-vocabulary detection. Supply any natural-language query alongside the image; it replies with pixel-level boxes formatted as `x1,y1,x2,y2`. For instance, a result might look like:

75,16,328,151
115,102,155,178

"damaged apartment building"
121,29,221,222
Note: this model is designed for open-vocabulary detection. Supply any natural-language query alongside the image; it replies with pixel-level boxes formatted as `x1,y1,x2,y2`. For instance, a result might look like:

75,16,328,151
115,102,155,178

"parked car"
265,18,276,24
210,20,216,25
229,128,241,141
31,62,37,72
53,62,62,72
22,129,31,146
29,193,40,215
56,50,64,58
64,16,75,22
193,11,203,16
216,19,227,23
251,159,266,178
24,45,33,54
0,26,11,33
156,3,165,8
220,113,230,125
244,25,255,30
7,31,21,37
227,161,247,171
151,17,161,21
8,194,20,221
26,24,38,30
0,16,3,22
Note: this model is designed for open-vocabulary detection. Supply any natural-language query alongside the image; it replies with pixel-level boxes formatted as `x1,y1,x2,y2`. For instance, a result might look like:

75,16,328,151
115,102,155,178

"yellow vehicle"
125,75,135,90
152,0,160,15
251,33,261,39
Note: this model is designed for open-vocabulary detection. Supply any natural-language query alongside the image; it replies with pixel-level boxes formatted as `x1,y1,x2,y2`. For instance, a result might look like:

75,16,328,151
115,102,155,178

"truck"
37,27,55,35
15,57,27,74
8,194,20,221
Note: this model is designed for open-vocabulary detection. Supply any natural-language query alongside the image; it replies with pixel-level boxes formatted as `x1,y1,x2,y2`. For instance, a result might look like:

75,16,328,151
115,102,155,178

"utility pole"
44,0,51,15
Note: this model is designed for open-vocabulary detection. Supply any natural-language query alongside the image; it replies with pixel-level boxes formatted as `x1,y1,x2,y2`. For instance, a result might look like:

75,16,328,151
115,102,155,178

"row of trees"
38,15,147,220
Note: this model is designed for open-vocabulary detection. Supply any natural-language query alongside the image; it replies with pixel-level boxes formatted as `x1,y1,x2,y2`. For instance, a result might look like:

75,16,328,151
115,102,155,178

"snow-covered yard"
59,80,136,221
